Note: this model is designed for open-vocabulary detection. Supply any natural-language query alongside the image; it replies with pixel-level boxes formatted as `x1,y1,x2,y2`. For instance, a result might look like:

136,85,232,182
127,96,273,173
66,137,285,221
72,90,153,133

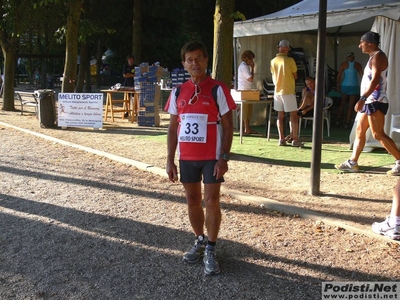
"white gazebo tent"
233,0,400,148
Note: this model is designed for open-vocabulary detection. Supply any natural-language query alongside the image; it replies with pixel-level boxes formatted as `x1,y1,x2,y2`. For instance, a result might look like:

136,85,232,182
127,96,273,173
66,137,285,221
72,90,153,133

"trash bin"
35,89,56,128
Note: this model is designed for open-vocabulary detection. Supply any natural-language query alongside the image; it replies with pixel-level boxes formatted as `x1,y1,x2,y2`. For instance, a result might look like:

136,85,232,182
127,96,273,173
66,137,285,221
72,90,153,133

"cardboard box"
135,66,149,75
231,89,260,101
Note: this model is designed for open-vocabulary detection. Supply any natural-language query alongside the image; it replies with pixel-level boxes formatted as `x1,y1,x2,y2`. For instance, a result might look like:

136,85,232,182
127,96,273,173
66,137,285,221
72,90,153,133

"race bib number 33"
179,113,208,143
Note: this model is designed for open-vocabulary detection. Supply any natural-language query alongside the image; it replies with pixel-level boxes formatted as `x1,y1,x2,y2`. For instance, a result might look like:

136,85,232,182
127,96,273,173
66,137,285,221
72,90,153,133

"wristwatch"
360,95,367,101
221,153,230,161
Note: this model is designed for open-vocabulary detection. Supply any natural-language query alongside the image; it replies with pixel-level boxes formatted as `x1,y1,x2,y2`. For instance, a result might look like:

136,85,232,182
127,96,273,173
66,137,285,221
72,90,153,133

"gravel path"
0,112,399,299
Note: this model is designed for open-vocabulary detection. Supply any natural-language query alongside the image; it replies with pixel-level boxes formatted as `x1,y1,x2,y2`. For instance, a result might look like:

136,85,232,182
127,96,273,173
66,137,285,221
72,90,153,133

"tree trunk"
75,41,87,92
212,0,234,88
2,48,16,111
85,57,92,92
40,59,47,89
0,39,18,111
132,0,142,63
95,40,103,90
37,33,46,89
62,0,83,93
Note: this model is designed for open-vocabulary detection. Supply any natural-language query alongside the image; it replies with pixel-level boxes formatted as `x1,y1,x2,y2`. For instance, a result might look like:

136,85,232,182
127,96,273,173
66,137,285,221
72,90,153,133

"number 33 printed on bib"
179,113,208,143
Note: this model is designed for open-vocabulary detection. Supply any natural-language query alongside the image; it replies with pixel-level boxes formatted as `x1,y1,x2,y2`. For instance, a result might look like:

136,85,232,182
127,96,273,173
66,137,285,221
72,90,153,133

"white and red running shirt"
164,76,236,161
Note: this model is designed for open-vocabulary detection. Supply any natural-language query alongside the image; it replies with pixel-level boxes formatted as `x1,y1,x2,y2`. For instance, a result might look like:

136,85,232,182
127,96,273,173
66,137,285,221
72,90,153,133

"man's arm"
123,72,135,79
214,110,234,180
166,114,179,182
355,52,388,112
270,61,277,85
247,62,254,83
298,87,308,109
122,64,135,79
336,62,345,88
299,92,314,113
291,59,298,80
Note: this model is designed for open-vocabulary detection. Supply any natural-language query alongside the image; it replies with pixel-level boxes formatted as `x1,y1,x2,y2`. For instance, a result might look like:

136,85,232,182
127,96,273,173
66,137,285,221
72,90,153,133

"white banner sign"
58,93,103,129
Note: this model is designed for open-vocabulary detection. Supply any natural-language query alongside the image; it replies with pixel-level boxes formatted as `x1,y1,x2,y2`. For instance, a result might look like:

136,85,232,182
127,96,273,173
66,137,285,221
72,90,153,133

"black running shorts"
179,160,224,184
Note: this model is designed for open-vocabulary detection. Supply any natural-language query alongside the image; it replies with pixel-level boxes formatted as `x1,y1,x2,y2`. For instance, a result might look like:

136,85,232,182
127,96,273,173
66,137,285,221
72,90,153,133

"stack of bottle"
171,68,190,87
137,82,160,127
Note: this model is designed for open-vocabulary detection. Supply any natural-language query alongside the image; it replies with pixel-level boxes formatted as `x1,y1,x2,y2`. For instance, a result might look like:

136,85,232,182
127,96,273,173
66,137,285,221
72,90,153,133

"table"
234,97,273,144
101,89,139,123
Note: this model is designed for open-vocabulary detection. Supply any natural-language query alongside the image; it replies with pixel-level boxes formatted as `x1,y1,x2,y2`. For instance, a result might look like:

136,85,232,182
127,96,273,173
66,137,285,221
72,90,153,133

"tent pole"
233,38,238,89
334,26,342,71
310,0,327,196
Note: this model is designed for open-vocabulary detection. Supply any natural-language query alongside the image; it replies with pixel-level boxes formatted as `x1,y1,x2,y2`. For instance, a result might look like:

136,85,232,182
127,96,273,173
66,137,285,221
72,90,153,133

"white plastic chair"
298,97,333,138
389,114,400,139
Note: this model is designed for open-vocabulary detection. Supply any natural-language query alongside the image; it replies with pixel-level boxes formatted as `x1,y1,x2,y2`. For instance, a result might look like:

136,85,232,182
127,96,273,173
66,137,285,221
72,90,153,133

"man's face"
358,40,370,53
182,49,208,77
305,79,315,91
128,57,134,65
245,57,254,65
278,45,289,53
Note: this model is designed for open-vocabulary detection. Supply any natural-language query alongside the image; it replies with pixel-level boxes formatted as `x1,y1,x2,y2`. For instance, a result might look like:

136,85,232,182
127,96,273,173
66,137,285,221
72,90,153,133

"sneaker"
291,140,304,147
372,216,400,240
285,135,293,143
334,159,359,172
203,249,221,275
183,237,206,264
278,139,287,146
387,164,400,176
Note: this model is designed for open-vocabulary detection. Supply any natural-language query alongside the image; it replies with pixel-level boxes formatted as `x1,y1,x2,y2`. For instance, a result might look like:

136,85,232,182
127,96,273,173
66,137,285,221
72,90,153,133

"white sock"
389,215,400,226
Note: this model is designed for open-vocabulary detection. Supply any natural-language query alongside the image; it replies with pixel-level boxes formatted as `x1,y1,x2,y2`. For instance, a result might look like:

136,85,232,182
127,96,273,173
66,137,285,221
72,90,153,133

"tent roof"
234,0,400,37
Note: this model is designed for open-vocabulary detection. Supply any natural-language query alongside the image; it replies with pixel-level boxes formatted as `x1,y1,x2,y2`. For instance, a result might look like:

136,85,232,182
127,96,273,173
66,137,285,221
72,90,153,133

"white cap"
277,40,290,48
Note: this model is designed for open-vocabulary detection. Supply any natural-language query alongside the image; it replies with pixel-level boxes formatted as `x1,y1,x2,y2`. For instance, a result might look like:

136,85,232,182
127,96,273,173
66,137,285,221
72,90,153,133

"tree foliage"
0,0,38,110
1,0,301,110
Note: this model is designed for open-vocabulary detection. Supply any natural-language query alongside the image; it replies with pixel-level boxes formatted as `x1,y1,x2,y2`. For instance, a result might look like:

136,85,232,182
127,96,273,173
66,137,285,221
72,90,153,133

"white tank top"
360,51,388,103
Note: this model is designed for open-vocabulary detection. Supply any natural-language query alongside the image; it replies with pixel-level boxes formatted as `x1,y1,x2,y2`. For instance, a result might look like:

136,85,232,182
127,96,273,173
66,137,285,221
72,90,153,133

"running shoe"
203,249,221,275
387,164,400,176
285,135,293,143
291,140,304,148
334,159,359,172
278,139,287,146
372,216,400,240
183,237,206,264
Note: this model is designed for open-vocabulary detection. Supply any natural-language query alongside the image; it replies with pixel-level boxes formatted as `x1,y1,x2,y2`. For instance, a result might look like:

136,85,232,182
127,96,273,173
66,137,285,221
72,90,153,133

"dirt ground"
1,104,399,299
1,108,399,232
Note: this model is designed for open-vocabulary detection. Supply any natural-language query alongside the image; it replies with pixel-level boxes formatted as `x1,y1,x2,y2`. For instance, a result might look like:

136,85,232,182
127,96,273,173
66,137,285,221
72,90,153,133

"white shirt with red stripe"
164,76,236,161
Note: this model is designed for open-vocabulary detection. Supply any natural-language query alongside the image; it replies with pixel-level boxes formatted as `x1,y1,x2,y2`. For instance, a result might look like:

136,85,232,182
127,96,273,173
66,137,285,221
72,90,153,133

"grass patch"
231,124,394,173
136,122,395,173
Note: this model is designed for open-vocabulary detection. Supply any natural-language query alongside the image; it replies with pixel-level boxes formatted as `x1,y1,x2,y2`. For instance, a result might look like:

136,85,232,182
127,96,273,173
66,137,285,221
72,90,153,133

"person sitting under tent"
297,76,315,118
